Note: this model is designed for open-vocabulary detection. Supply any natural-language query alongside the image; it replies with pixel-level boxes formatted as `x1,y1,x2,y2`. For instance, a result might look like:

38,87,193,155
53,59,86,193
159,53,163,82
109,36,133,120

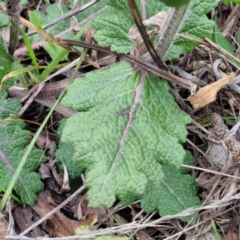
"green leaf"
43,31,74,60
0,92,22,118
56,119,84,178
92,0,166,54
238,30,240,47
29,3,75,60
92,0,218,59
0,11,11,28
20,0,28,5
0,36,12,80
222,0,240,4
141,152,200,223
0,36,23,90
92,8,134,54
59,61,200,219
0,92,46,205
56,142,84,179
211,25,235,56
29,3,71,42
69,0,109,22
156,0,219,60
158,0,191,7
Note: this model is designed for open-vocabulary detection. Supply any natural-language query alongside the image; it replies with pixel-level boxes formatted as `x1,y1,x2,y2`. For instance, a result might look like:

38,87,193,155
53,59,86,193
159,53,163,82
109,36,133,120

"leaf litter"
1,0,240,239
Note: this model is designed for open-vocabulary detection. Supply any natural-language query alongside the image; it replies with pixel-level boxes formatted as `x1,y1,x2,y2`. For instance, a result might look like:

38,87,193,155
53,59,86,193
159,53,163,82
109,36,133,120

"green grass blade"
19,28,39,76
211,220,221,240
29,11,43,30
39,21,91,81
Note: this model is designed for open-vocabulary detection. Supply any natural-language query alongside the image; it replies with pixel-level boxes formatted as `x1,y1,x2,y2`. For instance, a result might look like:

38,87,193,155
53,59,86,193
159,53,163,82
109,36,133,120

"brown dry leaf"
13,206,44,237
32,191,98,237
188,73,234,108
0,213,8,239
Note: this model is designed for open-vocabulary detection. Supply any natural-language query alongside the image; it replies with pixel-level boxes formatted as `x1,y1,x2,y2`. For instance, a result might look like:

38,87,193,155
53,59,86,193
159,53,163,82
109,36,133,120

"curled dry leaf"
143,11,167,29
210,112,240,164
128,11,167,45
188,73,234,108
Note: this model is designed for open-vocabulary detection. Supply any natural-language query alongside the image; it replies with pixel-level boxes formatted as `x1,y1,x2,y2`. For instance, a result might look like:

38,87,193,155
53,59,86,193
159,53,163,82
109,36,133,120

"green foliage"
0,11,11,28
19,27,40,76
161,0,218,60
0,92,46,205
20,0,28,5
0,36,23,90
238,31,240,47
29,3,73,60
92,0,218,59
0,15,45,206
0,37,12,80
0,92,22,119
211,25,235,56
141,151,199,223
58,61,200,221
211,220,221,240
43,31,74,60
69,0,109,22
92,0,166,53
222,0,240,3
0,0,232,221
158,0,191,7
29,3,70,42
92,8,133,54
56,142,84,179
56,0,226,222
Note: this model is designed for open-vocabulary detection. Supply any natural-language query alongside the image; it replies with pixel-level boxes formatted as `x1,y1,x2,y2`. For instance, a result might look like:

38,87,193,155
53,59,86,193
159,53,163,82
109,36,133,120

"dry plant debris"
1,0,240,240
211,112,240,163
188,73,234,108
0,212,8,239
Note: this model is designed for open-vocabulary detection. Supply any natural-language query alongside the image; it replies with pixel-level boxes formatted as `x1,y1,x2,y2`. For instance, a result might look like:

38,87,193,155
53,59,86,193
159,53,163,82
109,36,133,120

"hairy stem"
155,3,192,59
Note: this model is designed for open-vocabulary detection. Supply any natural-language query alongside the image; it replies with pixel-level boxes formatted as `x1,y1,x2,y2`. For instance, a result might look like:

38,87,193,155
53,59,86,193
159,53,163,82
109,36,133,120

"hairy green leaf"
92,8,134,54
0,92,46,205
92,0,218,59
142,151,199,223
56,142,83,179
59,61,200,219
92,0,166,53
0,92,22,119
